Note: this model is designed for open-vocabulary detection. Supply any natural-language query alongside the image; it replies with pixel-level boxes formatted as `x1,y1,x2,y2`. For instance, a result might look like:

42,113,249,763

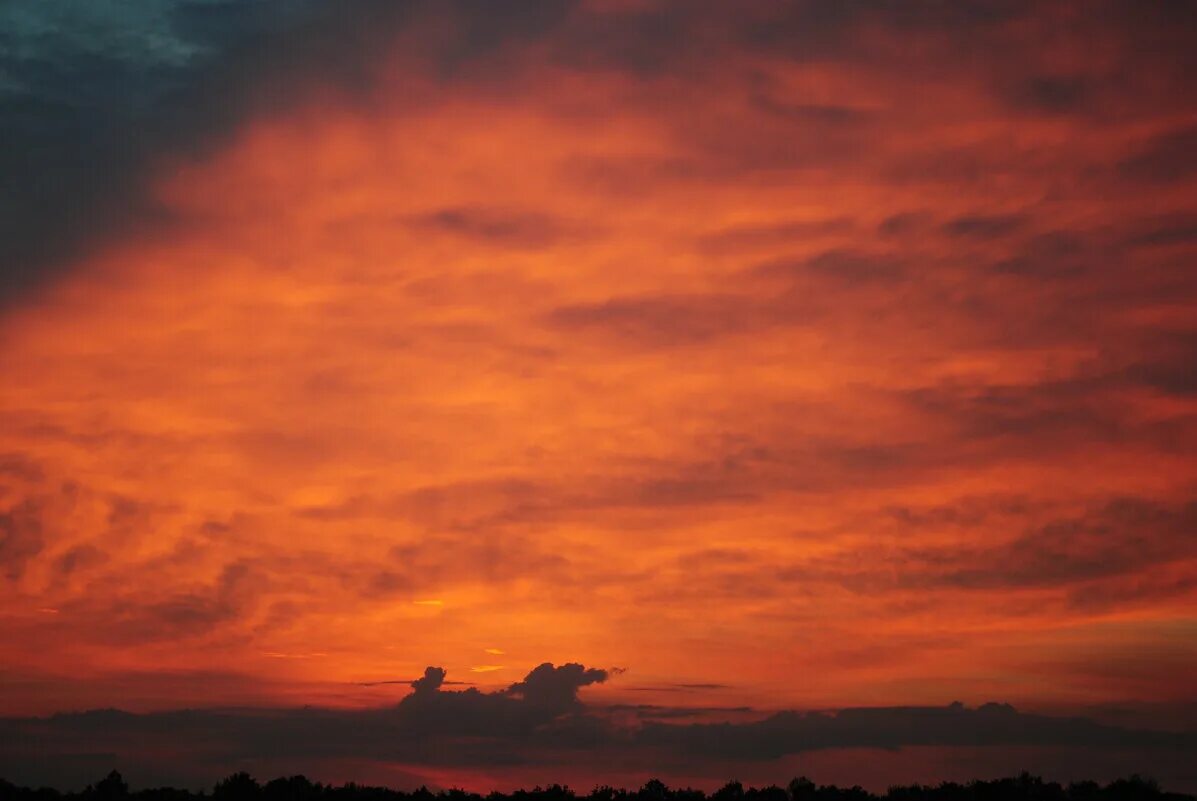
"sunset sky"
1,0,1195,794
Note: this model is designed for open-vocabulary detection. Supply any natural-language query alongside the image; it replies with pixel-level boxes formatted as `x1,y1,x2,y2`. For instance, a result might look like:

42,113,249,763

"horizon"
3,769,1193,799
4,663,1194,792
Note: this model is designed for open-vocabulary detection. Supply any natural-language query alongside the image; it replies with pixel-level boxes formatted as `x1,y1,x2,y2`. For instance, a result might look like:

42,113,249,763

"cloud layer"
1,664,1192,792
0,0,1194,789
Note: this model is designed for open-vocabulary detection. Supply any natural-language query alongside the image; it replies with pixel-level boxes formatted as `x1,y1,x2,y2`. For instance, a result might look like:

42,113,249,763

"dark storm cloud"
0,663,1189,790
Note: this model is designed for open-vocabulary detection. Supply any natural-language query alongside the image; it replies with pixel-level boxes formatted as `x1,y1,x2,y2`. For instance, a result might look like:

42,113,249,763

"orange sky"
0,0,1195,791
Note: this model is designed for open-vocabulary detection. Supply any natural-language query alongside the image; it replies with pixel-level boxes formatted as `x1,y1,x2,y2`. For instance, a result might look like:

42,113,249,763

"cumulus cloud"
506,662,609,713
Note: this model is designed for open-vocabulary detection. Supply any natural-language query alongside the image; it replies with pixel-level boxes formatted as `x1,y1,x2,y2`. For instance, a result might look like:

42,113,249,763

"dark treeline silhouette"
1,772,1193,801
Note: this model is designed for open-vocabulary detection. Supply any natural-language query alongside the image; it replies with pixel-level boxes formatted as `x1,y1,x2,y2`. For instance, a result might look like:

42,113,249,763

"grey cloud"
54,543,107,576
696,219,854,255
1120,330,1197,397
636,702,1190,761
812,496,1197,595
410,666,446,694
899,379,1137,451
876,211,930,238
929,498,1197,590
507,662,608,714
4,0,1195,309
757,250,907,284
544,294,765,348
0,498,44,580
1004,75,1093,115
942,214,1028,240
408,207,586,249
0,682,1189,791
1117,125,1197,185
88,560,260,643
0,0,322,303
1121,213,1197,249
0,0,582,304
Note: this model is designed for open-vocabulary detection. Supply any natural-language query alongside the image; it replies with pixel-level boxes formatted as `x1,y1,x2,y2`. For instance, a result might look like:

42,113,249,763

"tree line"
0,772,1191,801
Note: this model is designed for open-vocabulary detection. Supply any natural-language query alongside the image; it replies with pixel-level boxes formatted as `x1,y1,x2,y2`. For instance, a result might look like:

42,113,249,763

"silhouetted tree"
213,772,261,801
712,782,743,801
91,771,128,801
263,776,320,801
638,780,670,801
787,779,816,801
0,771,1191,801
1105,776,1161,801
588,786,623,801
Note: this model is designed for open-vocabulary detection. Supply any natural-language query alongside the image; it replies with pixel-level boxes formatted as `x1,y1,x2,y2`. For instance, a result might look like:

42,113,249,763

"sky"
1,0,1195,793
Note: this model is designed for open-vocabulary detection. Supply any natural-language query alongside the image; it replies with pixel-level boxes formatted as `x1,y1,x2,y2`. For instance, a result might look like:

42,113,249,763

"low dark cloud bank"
0,663,1191,791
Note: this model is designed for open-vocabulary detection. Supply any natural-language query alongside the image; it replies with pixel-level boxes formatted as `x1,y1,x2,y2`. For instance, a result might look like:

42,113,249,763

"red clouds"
0,0,1195,790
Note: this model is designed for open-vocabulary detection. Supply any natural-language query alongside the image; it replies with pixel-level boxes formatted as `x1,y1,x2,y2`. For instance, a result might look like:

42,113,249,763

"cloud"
924,498,1197,590
0,664,1190,791
756,250,907,285
1120,331,1197,396
0,0,322,303
784,495,1197,601
941,214,1028,240
0,0,586,304
411,666,447,693
506,662,608,714
1121,213,1197,249
408,208,585,249
0,499,44,580
1003,75,1094,115
636,701,1191,761
1118,125,1197,185
545,294,765,348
